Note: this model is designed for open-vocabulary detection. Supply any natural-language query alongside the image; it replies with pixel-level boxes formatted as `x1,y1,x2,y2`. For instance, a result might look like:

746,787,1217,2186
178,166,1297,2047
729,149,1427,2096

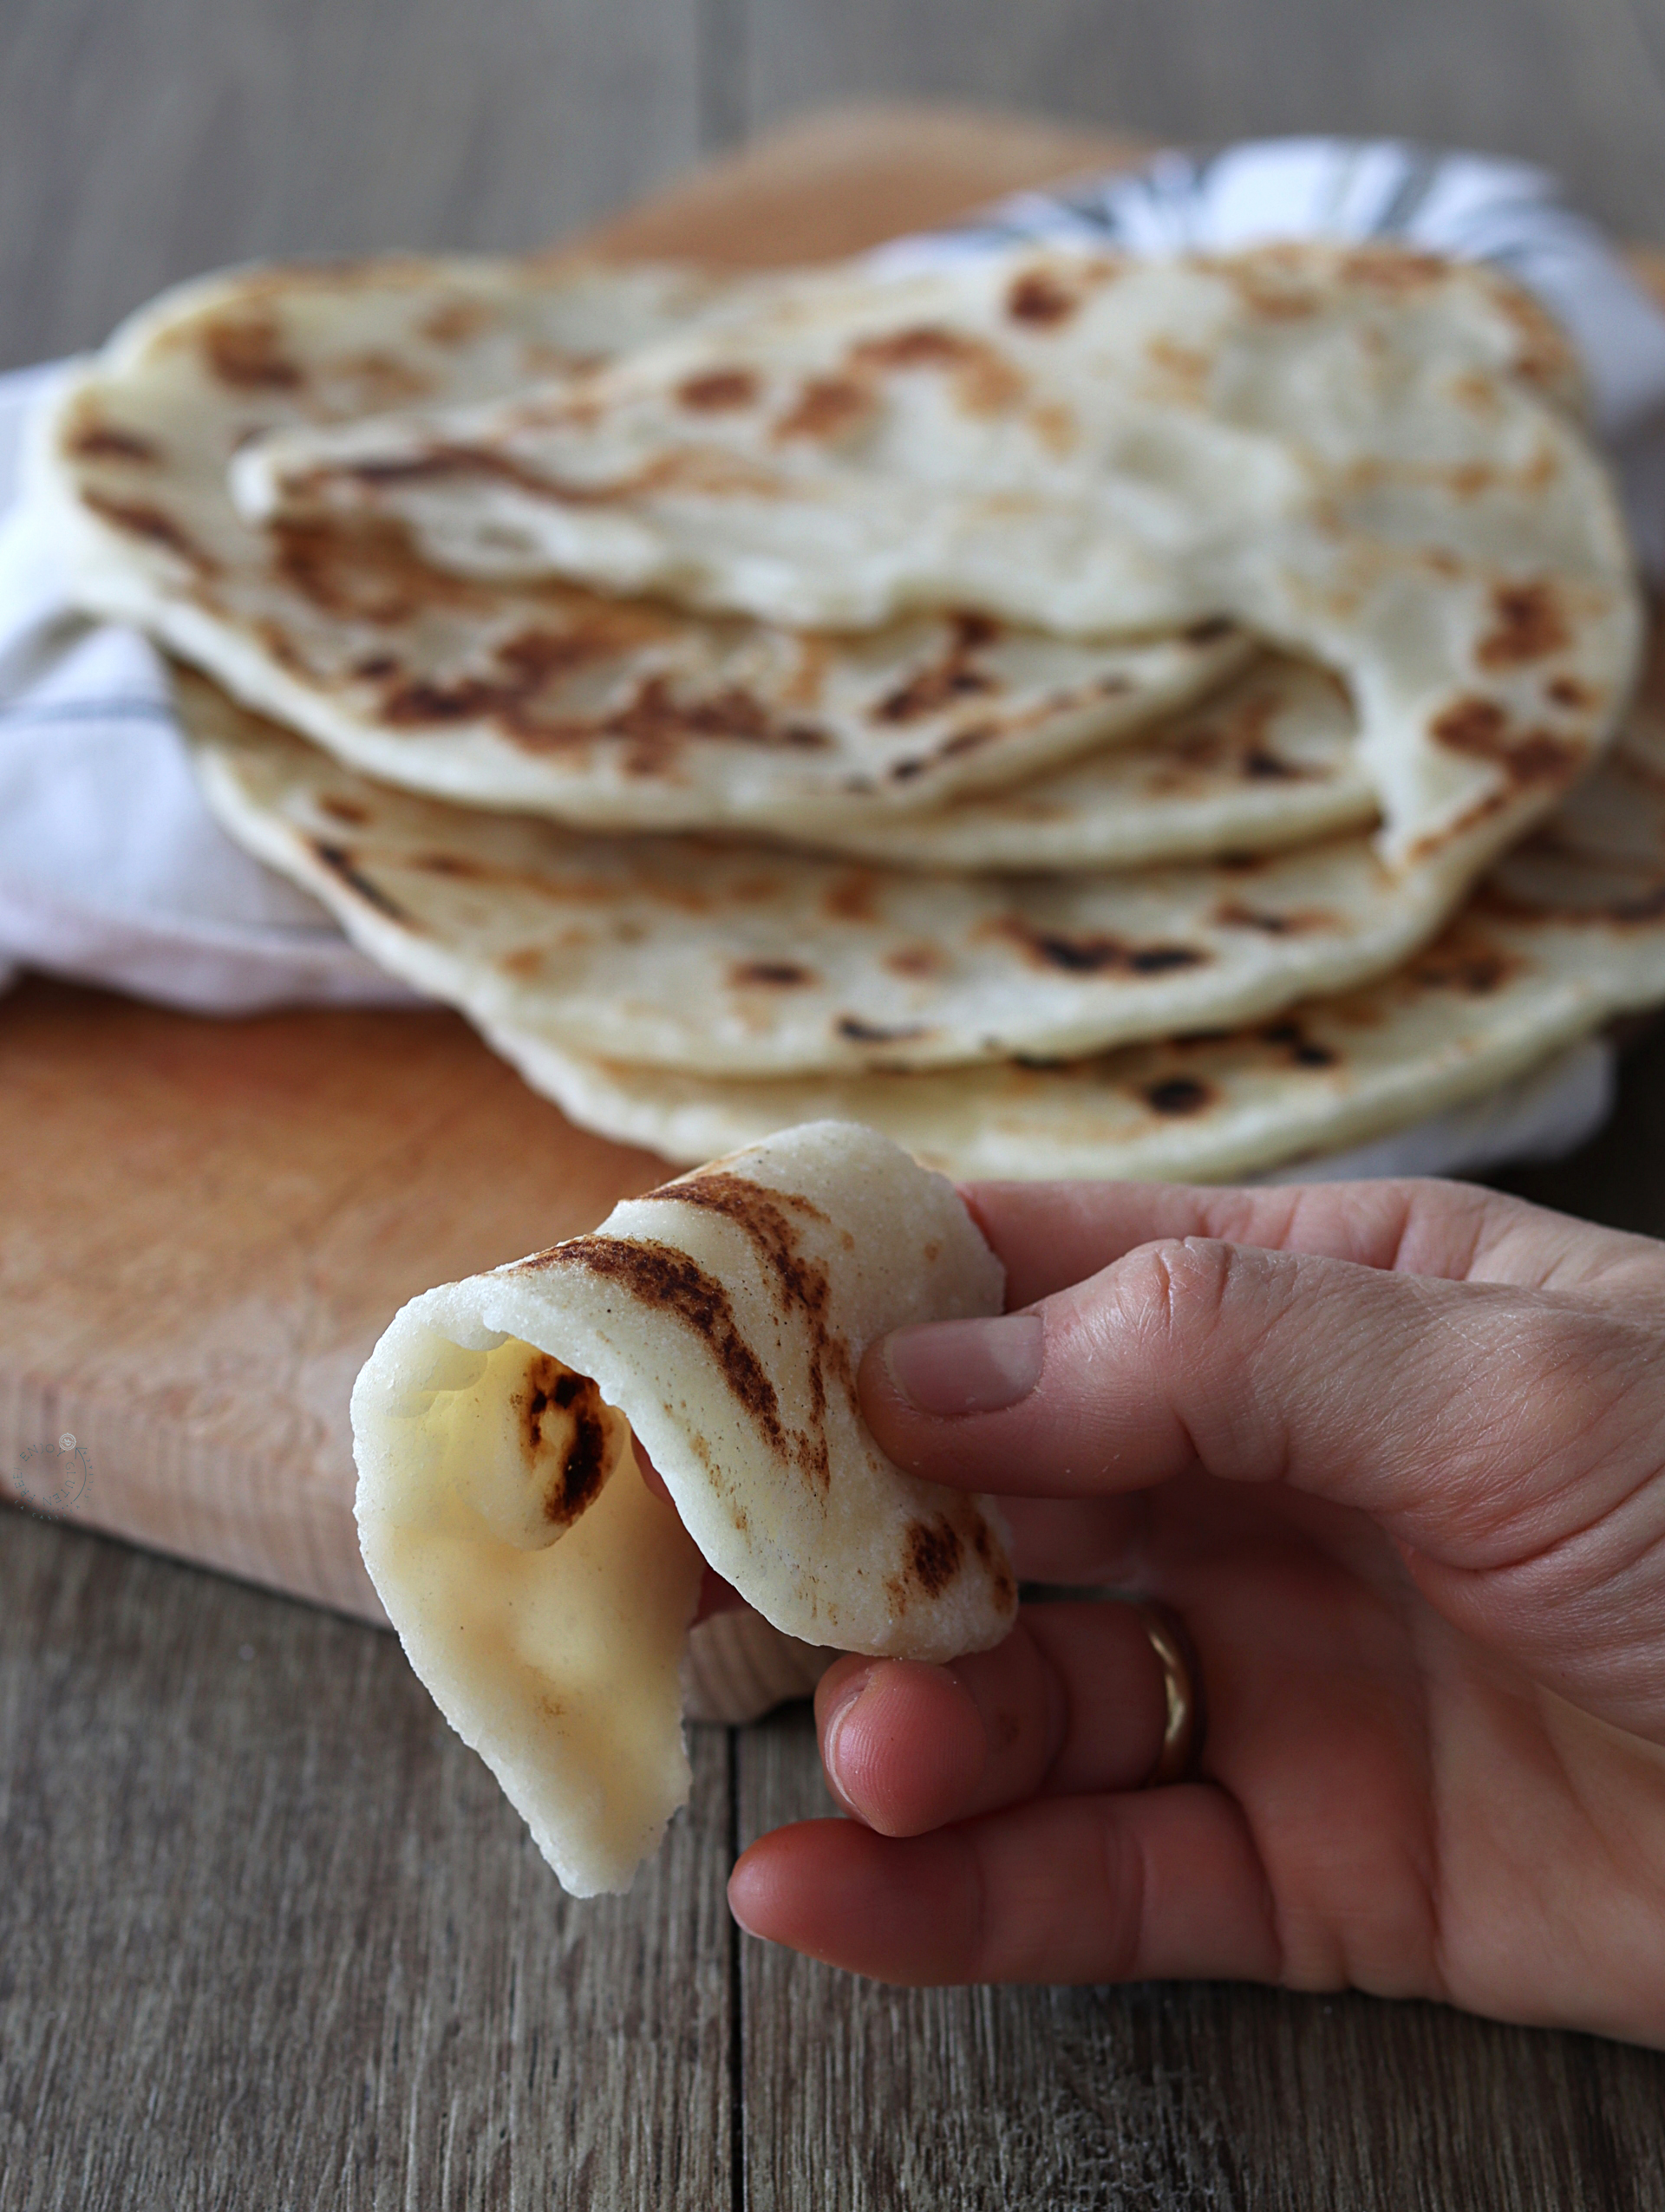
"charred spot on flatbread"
1429,697,1583,787
1477,581,1571,669
81,490,215,572
1006,270,1081,328
535,1233,790,1465
644,1170,850,1489
1141,1074,1214,1116
1257,1019,1339,1068
308,840,417,925
676,368,760,412
1000,918,1209,976
519,1354,613,1529
200,311,304,391
873,613,1001,722
67,420,160,464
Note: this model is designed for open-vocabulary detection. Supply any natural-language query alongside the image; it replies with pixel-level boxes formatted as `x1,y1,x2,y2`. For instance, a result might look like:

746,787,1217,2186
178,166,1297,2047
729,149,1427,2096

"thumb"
861,1238,1665,1727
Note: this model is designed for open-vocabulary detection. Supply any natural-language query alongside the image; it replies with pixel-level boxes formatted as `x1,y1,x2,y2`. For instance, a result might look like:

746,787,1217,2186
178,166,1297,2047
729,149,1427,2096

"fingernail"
821,1666,875,1807
883,1311,1043,1417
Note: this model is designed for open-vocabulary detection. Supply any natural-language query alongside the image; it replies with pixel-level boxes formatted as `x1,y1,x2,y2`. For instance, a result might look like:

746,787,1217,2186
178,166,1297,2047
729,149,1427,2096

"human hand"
727,1178,1665,2045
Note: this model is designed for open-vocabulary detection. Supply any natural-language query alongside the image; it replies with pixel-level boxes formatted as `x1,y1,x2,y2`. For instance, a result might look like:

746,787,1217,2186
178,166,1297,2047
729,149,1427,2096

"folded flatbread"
352,1121,1015,1895
34,255,1248,836
238,242,1643,870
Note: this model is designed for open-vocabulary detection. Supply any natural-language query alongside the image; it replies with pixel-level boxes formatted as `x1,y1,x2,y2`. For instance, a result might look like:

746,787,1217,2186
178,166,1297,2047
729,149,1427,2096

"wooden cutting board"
0,104,1139,1621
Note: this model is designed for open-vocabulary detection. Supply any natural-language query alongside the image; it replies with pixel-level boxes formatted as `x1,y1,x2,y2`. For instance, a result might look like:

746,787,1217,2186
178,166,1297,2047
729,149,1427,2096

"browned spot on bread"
1006,270,1080,326
998,918,1208,975
1547,675,1593,709
367,597,831,762
874,612,1001,723
1489,285,1580,394
68,422,160,463
421,297,496,347
838,1016,929,1044
1028,400,1079,454
201,312,303,390
823,873,878,923
519,1354,611,1527
853,325,977,371
499,946,545,978
676,368,759,411
780,635,832,710
903,1517,963,1598
253,617,305,673
1146,336,1210,386
642,1171,846,1489
325,349,434,407
536,1235,788,1456
1211,260,1322,320
341,439,782,512
1341,247,1450,290
731,961,814,988
963,1507,1016,1612
271,518,475,626
1142,1075,1213,1116
317,796,369,826
1407,930,1521,994
1242,747,1307,780
1478,582,1570,669
1257,1020,1338,1068
890,721,1000,780
309,841,416,925
1184,617,1236,645
1214,902,1337,936
885,944,945,979
849,325,1024,414
379,619,643,722
1429,697,1582,786
774,375,876,442
82,491,216,571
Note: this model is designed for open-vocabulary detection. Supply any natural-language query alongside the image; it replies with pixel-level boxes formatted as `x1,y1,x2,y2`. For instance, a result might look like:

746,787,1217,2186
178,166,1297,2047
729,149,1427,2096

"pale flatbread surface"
182,669,1481,1075
352,1122,1015,1894
36,256,1248,834
239,242,1643,868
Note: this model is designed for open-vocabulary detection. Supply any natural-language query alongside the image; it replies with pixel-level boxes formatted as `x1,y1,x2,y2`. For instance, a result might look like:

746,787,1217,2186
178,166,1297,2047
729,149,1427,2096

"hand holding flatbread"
351,1122,1016,1894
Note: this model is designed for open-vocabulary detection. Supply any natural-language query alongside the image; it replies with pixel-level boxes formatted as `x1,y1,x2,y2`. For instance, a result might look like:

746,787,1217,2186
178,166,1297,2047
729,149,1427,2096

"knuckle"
1100,1237,1246,1360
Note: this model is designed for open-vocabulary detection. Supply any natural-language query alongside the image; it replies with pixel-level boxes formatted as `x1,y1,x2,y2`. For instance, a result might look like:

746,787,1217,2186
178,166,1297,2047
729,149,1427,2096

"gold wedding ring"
1132,1600,1206,1788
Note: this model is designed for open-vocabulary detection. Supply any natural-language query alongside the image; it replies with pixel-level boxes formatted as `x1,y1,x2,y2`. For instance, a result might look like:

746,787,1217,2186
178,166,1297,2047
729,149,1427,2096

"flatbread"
239,242,1642,868
786,653,1375,870
473,690,1665,1179
351,1121,1015,1894
34,257,1249,833
181,669,1484,1075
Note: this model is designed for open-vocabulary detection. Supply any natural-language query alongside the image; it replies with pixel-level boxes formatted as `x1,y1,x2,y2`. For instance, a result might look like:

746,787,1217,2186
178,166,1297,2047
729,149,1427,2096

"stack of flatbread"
30,240,1665,1182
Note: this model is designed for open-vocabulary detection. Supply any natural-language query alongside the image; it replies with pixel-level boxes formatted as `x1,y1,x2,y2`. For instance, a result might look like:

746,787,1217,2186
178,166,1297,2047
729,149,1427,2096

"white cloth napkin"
0,363,411,1010
2,138,1659,1173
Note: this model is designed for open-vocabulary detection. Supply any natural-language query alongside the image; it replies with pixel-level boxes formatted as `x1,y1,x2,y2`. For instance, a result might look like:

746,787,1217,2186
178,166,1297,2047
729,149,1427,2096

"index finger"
959,1175,1637,1309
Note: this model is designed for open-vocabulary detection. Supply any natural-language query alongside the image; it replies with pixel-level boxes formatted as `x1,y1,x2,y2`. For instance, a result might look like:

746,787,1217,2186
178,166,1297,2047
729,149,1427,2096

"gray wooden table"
8,3,1665,2205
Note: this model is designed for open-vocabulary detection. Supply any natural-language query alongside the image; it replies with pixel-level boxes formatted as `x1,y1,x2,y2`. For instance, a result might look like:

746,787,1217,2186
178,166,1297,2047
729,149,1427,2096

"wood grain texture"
0,1509,735,2212
737,1705,1665,2212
